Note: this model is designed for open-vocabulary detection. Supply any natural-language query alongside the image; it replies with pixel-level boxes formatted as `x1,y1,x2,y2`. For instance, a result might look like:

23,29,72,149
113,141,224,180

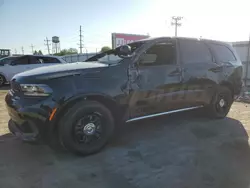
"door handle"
209,66,223,73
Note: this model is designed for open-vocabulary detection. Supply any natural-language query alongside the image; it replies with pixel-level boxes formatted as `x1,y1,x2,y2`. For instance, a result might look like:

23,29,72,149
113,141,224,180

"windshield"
85,41,145,64
0,56,19,65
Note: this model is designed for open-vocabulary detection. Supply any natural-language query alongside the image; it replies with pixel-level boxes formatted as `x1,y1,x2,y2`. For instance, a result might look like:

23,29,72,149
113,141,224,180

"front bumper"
5,91,56,143
8,119,39,142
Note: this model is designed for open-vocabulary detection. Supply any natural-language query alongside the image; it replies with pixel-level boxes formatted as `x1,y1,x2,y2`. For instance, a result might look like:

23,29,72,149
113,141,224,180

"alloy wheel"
215,93,229,116
73,112,103,144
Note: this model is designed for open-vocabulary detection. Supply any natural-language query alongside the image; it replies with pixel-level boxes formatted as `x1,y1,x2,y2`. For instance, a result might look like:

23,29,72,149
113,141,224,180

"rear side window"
209,43,236,62
179,39,212,64
30,57,42,64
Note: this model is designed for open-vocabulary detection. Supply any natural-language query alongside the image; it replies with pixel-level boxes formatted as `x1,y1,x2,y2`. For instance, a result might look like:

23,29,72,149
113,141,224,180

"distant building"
232,41,249,64
0,49,10,58
232,41,250,85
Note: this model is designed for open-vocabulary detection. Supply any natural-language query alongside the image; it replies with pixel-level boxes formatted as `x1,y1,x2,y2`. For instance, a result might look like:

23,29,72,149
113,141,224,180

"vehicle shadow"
0,111,249,188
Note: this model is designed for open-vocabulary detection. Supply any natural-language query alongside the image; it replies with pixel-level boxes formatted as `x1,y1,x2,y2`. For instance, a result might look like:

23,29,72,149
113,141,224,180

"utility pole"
44,37,51,55
85,48,88,58
21,47,24,55
171,16,183,37
30,44,35,54
79,25,83,54
14,49,17,54
245,34,250,87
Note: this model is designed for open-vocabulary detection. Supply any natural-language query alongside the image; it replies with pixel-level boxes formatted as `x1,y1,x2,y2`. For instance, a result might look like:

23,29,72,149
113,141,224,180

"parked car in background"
5,37,243,155
0,55,67,86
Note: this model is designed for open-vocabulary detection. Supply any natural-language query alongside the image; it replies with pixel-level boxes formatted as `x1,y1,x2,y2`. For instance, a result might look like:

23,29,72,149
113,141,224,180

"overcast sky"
1,0,250,54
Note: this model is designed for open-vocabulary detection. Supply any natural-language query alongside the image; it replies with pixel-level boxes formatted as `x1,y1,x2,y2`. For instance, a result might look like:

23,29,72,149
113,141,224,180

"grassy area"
0,90,8,134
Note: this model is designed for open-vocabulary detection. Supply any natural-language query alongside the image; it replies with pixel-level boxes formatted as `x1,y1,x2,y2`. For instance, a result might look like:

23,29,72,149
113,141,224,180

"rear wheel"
206,86,233,118
58,101,114,155
0,75,6,87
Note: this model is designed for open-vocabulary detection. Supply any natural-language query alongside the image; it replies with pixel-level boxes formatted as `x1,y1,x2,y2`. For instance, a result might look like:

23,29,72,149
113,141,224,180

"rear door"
206,42,243,94
178,38,217,107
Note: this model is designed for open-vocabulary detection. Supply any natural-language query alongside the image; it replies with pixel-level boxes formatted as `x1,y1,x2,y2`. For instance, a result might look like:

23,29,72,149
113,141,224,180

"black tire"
58,100,114,155
206,86,233,118
0,74,6,87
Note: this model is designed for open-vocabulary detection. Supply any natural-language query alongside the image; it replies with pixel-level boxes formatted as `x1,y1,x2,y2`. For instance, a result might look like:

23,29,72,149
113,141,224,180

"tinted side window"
12,56,29,65
139,42,176,66
209,43,236,62
0,57,18,65
42,57,61,63
179,39,212,64
0,59,5,65
30,57,42,64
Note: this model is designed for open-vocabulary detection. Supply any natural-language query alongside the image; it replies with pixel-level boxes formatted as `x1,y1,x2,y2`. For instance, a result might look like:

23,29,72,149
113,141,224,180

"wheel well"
52,95,121,132
86,95,121,121
0,74,6,81
220,82,234,97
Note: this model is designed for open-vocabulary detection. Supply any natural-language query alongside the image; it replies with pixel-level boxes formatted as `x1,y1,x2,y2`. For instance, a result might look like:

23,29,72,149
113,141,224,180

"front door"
128,40,184,119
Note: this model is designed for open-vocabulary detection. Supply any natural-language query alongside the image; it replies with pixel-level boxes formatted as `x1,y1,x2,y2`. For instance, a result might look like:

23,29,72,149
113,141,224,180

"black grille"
10,80,21,92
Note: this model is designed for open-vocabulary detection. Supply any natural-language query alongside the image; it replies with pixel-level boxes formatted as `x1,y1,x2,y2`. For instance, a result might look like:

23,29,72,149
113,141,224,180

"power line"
79,25,83,54
44,37,51,55
21,46,24,55
171,16,183,37
30,44,35,54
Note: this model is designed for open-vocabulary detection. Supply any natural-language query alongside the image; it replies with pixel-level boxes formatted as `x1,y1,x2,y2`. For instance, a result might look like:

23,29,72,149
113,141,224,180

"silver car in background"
0,55,67,86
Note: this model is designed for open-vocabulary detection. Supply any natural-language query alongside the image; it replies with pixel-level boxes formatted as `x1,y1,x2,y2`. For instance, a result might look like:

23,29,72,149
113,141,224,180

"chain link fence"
62,53,97,63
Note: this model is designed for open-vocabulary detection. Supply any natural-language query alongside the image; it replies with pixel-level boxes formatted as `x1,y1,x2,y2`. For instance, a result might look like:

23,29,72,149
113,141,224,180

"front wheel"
206,86,233,118
58,101,114,155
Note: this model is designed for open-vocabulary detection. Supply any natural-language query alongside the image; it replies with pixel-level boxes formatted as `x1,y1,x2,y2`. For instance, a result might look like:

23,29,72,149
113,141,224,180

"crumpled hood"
15,61,108,78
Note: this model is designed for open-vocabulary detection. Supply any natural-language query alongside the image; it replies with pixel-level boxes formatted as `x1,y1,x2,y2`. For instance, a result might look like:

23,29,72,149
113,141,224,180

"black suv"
5,37,243,155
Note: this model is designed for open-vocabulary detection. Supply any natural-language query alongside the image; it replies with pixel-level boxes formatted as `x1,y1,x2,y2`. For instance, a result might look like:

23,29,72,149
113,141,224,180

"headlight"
20,84,53,96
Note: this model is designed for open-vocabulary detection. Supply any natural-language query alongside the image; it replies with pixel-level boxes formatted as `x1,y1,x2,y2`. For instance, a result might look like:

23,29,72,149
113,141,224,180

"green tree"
38,50,43,55
54,48,78,56
68,48,78,54
101,46,111,52
33,50,38,55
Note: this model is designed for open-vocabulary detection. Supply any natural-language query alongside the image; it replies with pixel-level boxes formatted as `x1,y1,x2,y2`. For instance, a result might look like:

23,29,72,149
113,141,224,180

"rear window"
209,43,236,62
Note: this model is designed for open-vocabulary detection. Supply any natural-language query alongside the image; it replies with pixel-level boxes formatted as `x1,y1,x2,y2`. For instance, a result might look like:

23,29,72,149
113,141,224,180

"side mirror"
118,45,132,57
139,53,157,64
